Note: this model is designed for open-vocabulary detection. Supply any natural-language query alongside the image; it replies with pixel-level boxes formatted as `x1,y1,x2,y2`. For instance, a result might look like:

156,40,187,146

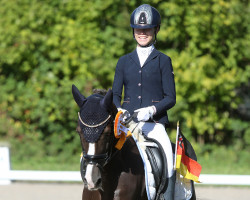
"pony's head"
72,84,117,190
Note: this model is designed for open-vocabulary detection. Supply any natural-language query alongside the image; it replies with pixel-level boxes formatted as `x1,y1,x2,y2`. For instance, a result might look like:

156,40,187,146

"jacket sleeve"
112,58,124,108
154,55,176,114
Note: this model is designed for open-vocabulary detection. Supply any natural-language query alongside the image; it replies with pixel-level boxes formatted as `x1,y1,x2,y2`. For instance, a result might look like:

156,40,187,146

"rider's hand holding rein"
117,108,130,122
134,106,156,122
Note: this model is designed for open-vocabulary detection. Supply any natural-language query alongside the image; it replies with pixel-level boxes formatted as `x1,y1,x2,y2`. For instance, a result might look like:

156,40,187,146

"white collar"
136,45,155,67
136,45,155,56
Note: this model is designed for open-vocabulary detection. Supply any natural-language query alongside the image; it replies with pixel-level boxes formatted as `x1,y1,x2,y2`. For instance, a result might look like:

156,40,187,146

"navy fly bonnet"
72,85,113,143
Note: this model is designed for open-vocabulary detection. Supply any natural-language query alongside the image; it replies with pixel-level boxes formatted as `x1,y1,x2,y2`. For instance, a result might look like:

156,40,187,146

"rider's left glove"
134,106,156,122
117,108,130,122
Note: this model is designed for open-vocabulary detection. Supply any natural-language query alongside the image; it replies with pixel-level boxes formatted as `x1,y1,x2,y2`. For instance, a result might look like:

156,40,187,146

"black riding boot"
163,171,176,200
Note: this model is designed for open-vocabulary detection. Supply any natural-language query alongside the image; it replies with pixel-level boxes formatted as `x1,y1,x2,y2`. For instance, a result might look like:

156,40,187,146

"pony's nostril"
96,178,102,186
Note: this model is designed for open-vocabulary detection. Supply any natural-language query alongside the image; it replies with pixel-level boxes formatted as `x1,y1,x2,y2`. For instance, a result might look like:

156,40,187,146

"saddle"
125,118,170,200
127,120,195,200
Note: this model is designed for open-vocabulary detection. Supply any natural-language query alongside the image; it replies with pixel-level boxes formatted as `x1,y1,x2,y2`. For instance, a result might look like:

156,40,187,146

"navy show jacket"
112,49,176,125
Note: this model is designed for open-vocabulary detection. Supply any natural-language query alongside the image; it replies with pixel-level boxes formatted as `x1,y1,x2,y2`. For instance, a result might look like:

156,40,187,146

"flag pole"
174,121,179,170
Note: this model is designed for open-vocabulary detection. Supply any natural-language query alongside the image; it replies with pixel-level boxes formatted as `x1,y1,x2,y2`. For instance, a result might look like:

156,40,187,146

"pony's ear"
72,84,86,107
100,89,113,112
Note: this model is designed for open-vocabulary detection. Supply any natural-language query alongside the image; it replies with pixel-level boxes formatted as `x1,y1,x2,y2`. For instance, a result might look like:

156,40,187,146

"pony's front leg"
114,172,147,200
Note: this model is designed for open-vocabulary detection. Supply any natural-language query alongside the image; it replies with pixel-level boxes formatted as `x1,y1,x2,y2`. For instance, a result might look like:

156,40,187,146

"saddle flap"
146,147,163,187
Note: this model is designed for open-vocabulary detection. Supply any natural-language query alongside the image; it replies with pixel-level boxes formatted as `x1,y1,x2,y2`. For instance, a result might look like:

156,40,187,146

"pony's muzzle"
85,163,102,190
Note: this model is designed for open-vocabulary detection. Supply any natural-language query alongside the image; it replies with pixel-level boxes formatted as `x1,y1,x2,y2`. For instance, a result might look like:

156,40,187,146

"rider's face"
134,28,155,47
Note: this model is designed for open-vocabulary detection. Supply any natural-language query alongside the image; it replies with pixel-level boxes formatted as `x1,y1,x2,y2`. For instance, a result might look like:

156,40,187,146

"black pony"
72,85,147,200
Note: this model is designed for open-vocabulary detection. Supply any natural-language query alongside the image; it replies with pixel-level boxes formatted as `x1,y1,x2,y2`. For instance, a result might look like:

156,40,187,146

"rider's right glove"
134,106,156,122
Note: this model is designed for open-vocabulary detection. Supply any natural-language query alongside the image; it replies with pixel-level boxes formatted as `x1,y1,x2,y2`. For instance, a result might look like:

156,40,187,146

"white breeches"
137,122,174,178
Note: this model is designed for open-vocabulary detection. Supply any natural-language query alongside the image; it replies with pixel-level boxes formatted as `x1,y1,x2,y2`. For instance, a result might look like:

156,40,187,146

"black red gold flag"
175,122,202,183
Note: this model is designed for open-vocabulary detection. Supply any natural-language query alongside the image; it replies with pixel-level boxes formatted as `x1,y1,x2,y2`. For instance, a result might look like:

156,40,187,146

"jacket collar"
129,49,160,67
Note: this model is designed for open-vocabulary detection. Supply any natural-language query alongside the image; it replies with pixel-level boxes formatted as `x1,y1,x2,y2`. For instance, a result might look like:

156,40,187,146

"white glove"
117,108,130,121
134,106,156,122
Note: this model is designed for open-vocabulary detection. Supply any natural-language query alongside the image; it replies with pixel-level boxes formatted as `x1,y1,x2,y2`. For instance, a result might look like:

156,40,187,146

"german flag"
175,122,202,183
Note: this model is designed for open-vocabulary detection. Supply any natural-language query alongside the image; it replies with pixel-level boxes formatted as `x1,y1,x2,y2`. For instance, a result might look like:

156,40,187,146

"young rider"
112,4,176,199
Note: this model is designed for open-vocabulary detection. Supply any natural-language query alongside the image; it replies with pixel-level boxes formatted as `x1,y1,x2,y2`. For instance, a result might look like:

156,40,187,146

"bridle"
78,112,117,172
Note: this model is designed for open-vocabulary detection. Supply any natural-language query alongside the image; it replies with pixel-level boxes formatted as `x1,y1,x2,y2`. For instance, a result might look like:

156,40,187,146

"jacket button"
138,83,141,86
138,96,141,99
139,70,142,73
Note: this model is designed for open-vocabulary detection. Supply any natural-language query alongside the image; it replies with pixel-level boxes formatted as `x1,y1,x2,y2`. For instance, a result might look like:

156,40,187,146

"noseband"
83,153,109,172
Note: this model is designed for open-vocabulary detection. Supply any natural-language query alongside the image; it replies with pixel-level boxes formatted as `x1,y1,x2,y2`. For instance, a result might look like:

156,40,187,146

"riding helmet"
130,4,161,29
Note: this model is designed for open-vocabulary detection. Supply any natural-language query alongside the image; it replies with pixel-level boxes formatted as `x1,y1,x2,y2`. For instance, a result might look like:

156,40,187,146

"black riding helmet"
130,4,161,46
130,4,161,29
